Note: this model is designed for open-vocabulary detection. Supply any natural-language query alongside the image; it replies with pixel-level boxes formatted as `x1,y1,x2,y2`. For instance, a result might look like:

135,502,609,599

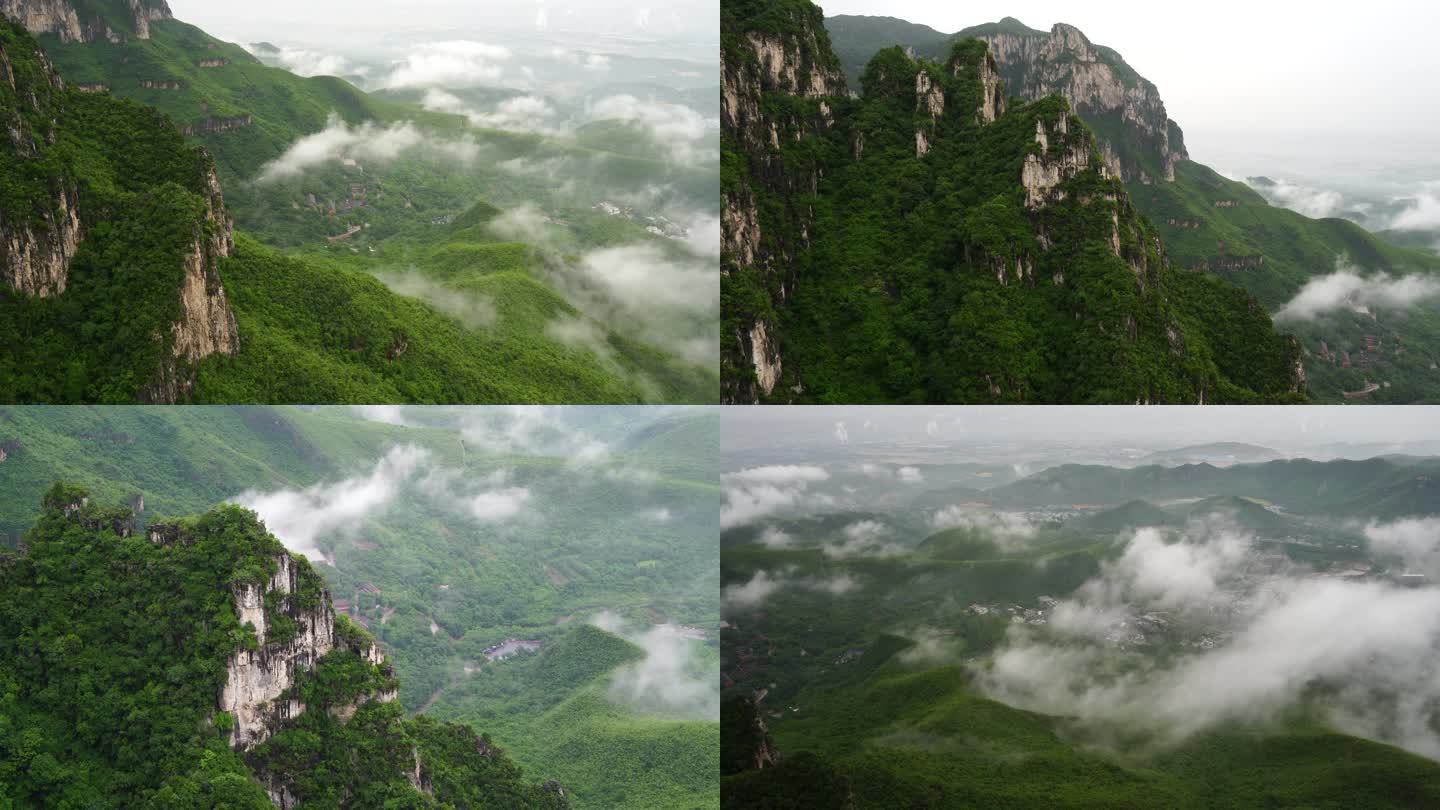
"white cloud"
976,522,1440,760
257,113,481,182
721,570,860,611
823,520,905,559
757,526,793,549
466,487,531,522
234,445,429,559
382,40,512,89
592,615,718,719
587,95,714,164
424,89,562,135
833,421,849,443
373,270,497,329
1390,184,1440,231
897,466,924,483
1366,517,1440,576
929,508,1038,549
1274,259,1440,321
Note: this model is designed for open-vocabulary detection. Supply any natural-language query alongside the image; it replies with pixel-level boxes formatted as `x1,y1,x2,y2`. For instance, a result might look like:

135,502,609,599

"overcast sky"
723,406,1440,451
817,0,1440,170
171,0,717,42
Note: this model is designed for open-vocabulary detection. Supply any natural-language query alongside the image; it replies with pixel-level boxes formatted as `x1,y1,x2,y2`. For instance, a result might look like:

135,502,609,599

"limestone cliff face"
721,6,846,404
968,22,1187,183
0,26,80,297
0,0,172,43
220,551,337,750
139,161,241,403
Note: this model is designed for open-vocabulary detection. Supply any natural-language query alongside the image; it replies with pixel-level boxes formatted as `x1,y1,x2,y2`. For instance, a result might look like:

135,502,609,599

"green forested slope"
0,487,568,808
721,1,1303,403
823,14,1440,403
0,406,720,808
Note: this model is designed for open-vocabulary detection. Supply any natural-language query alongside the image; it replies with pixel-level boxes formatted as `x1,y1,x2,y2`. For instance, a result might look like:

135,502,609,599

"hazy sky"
818,0,1440,169
723,406,1440,450
171,0,718,42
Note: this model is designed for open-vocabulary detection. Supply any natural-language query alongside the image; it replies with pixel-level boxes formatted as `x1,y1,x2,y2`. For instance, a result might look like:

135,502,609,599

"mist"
1274,259,1440,321
255,114,482,182
977,520,1440,760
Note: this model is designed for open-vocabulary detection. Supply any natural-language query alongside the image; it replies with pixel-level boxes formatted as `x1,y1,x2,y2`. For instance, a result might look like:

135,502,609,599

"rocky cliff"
721,0,847,403
825,16,1189,185
0,21,79,297
1,490,569,808
963,20,1187,183
0,0,172,43
721,0,1306,404
141,164,241,403
0,15,240,402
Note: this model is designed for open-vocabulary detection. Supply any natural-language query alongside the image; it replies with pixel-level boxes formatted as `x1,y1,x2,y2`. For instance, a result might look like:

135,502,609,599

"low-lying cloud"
257,114,482,182
591,613,718,720
721,569,859,611
234,444,429,560
722,466,832,529
977,521,1440,761
1273,259,1440,321
372,270,497,329
382,41,512,89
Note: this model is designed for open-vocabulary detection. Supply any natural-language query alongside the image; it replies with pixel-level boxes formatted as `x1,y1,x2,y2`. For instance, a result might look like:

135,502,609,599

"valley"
0,405,721,808
0,0,720,404
720,406,1440,807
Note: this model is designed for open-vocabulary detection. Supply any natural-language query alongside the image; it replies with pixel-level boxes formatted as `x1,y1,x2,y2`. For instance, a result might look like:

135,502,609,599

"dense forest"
721,0,1305,403
0,405,721,808
822,14,1440,403
0,4,719,404
0,485,570,808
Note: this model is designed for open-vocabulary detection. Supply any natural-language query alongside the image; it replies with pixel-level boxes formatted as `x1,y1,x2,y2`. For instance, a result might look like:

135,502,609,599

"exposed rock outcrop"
1021,115,1090,209
721,7,846,403
140,162,240,403
0,182,80,296
969,23,1187,182
0,27,79,297
1,0,172,43
221,551,336,751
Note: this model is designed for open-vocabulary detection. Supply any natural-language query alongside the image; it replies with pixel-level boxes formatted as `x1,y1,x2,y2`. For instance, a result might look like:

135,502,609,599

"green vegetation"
189,233,710,404
0,406,720,808
722,648,1440,808
0,16,229,402
722,1,1303,403
0,486,565,807
4,11,719,404
720,453,1440,807
821,13,1440,403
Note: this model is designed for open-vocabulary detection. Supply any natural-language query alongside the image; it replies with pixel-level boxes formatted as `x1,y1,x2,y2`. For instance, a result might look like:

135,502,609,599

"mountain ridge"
721,0,1305,404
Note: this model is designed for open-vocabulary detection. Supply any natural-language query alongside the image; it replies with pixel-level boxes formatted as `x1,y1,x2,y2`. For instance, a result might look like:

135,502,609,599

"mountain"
1079,498,1180,532
990,456,1440,520
0,5,719,404
824,15,1440,403
0,486,570,808
1139,441,1282,467
0,15,238,402
721,0,1305,404
0,405,721,807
